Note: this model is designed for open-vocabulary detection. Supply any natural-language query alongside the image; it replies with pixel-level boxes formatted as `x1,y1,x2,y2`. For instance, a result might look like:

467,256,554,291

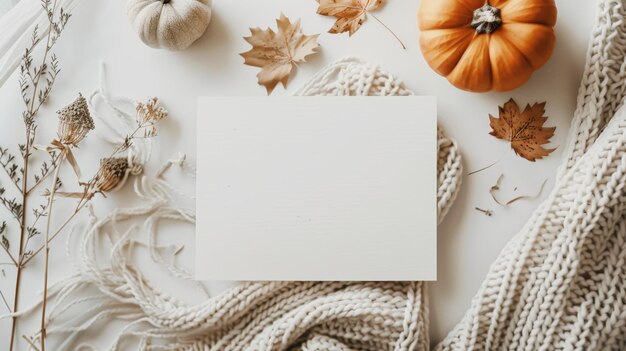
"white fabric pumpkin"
126,0,211,51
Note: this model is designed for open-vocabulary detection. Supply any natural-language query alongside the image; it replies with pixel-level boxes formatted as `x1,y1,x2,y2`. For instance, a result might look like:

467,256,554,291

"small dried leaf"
1,235,8,250
317,0,385,36
240,14,320,95
489,99,556,162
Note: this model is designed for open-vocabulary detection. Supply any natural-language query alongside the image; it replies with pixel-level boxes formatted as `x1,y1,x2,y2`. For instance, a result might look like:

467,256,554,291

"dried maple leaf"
316,0,405,48
489,99,556,162
240,14,320,95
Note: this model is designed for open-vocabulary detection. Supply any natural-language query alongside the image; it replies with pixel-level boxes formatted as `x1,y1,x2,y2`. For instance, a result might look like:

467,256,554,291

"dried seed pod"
57,93,95,146
94,157,129,193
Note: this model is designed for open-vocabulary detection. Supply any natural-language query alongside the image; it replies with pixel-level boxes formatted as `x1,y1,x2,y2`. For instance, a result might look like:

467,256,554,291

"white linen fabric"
0,0,80,89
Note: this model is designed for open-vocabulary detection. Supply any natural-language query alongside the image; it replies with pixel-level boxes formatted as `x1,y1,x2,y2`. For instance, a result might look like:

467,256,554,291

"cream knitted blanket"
12,0,626,349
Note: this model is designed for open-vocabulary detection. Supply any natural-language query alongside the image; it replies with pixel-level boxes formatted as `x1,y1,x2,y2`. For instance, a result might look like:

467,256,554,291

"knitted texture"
13,58,462,350
437,0,626,349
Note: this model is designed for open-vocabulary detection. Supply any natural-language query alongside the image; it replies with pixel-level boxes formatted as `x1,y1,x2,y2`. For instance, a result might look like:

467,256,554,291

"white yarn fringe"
11,57,463,350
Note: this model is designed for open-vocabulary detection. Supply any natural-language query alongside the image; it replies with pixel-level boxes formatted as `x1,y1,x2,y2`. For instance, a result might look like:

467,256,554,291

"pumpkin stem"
161,0,170,4
472,4,501,34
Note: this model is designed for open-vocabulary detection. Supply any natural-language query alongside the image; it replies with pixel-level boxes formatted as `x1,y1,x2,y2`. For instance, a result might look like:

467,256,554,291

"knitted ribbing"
16,58,462,350
436,0,626,350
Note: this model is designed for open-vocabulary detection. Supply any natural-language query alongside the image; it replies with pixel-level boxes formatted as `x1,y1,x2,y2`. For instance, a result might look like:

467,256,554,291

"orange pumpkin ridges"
418,0,557,93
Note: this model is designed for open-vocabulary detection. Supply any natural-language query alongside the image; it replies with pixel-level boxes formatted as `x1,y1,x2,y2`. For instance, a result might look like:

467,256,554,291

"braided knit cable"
10,58,462,350
436,1,626,350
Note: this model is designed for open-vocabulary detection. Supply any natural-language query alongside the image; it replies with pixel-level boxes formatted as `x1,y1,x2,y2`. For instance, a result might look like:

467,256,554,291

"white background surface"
0,0,598,349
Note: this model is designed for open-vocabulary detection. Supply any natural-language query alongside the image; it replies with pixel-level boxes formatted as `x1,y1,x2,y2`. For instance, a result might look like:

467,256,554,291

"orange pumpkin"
418,0,557,92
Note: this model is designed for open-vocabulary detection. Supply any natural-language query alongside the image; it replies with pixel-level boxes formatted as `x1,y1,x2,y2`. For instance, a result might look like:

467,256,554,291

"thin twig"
0,244,18,266
11,120,31,351
40,153,64,351
369,13,406,49
475,207,494,217
0,289,12,312
22,193,88,267
22,335,40,351
27,152,61,195
468,148,509,176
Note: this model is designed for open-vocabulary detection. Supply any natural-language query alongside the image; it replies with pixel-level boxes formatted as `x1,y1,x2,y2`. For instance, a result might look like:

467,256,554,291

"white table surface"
0,0,598,349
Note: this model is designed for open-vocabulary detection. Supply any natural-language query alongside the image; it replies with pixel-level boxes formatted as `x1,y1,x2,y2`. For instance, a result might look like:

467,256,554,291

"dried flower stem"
23,122,147,266
7,1,70,348
39,153,64,351
11,128,30,351
0,289,12,312
369,13,406,49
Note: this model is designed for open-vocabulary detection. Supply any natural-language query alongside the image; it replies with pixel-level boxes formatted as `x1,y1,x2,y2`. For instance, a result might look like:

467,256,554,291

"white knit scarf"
438,1,626,349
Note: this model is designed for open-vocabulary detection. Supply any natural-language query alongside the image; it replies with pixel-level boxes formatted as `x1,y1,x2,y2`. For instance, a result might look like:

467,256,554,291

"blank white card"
196,97,437,281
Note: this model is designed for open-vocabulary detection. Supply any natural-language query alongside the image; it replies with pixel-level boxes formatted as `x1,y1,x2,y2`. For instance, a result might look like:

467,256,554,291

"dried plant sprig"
0,147,22,191
1,1,73,349
22,97,169,268
0,221,8,250
29,151,61,194
17,98,166,347
40,92,94,350
136,98,167,125
0,188,23,224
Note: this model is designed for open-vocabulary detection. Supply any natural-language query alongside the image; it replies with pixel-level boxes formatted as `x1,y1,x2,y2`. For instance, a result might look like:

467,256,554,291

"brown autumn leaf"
240,14,320,95
316,0,405,48
317,0,384,35
489,98,556,162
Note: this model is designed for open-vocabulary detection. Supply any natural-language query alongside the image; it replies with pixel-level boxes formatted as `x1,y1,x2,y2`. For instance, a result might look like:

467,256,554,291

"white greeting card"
196,97,437,281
